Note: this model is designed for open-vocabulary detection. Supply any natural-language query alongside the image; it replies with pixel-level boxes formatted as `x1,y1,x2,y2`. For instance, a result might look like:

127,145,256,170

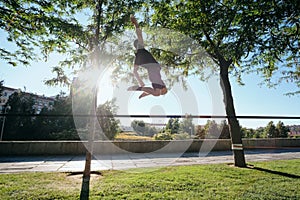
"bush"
172,132,190,140
154,132,173,140
48,129,79,140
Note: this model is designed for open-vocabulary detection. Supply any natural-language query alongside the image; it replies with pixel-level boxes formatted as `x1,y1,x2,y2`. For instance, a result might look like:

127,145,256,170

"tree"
131,120,158,137
180,115,194,137
97,100,120,140
145,126,157,137
166,118,180,134
3,91,36,140
0,0,86,68
219,120,230,139
276,121,289,138
131,120,146,135
241,127,255,138
0,80,3,96
1,1,143,198
204,120,219,139
34,93,78,140
154,129,173,140
2,91,79,140
255,127,265,138
149,0,300,167
195,125,206,139
264,121,276,138
62,2,143,199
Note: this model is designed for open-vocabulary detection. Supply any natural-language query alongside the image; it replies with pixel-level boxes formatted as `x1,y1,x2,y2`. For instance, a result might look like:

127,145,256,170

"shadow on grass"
67,171,102,176
247,165,300,179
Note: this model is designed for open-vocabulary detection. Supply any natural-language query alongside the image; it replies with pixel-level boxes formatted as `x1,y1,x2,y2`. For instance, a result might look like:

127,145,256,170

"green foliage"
165,118,180,134
204,120,220,139
195,125,206,139
97,99,120,140
154,130,173,140
172,132,190,140
1,91,125,141
276,121,290,138
48,129,79,140
34,94,78,140
195,120,230,139
264,121,277,138
195,120,290,139
241,127,256,138
131,120,146,134
150,0,300,93
180,115,194,135
131,120,157,137
0,80,3,96
45,0,144,86
0,0,85,67
3,91,36,140
255,127,266,138
154,116,196,140
241,121,290,139
268,121,290,138
219,120,231,139
1,0,144,86
3,92,80,140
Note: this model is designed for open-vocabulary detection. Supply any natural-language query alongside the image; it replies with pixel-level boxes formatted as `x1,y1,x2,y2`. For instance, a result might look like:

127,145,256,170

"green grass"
1,159,299,199
115,132,153,140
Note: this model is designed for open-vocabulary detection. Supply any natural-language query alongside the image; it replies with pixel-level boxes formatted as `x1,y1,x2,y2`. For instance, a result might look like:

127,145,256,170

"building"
288,125,300,138
120,125,134,132
0,87,15,107
0,86,55,113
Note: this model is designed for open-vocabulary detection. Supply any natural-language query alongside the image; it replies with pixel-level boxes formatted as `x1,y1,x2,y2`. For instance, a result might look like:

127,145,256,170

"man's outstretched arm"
130,15,144,46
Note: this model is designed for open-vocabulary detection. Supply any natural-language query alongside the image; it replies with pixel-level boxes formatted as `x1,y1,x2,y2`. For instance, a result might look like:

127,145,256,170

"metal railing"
1,113,300,119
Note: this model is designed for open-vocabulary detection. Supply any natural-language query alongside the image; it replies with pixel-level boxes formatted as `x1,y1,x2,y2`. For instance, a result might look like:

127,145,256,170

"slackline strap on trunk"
232,143,243,150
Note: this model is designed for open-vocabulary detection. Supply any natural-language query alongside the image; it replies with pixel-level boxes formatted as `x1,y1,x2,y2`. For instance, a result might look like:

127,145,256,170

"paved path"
0,148,300,173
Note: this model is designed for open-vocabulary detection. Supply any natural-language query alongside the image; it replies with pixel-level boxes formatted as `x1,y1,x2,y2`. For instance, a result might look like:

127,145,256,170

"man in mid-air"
128,15,168,99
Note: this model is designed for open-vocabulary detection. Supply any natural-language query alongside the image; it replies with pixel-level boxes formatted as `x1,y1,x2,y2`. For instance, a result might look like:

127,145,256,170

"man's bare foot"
127,86,142,91
139,92,150,99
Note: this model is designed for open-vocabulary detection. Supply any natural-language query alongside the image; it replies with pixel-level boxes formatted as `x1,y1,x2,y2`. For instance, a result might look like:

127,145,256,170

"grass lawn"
115,132,153,140
0,159,299,199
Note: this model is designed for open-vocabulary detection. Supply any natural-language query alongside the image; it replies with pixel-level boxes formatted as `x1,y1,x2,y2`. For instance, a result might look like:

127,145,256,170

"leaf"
8,61,17,66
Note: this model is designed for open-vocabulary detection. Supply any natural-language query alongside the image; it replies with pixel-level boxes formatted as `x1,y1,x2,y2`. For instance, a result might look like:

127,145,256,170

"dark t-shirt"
134,48,158,66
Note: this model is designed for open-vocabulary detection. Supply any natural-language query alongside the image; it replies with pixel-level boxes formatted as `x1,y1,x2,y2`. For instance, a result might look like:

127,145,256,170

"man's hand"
130,14,138,27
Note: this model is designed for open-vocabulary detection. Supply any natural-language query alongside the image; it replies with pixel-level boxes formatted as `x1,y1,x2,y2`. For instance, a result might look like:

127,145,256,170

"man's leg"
140,87,161,96
139,87,168,99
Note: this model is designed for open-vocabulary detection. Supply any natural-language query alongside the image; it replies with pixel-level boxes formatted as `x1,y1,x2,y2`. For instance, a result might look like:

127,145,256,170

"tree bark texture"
220,61,246,167
80,151,92,200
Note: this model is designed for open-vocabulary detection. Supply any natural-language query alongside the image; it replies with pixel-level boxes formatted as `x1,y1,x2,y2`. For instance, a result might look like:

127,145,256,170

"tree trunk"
80,1,102,199
80,86,97,200
80,151,92,200
219,60,246,167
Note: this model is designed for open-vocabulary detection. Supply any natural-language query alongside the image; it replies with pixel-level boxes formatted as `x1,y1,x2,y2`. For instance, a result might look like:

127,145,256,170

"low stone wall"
0,139,299,156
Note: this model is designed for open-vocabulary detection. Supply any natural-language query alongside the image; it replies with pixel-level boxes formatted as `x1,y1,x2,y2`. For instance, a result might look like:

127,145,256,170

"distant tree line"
154,116,196,140
131,120,157,137
139,117,291,140
0,90,120,141
0,87,293,141
240,121,290,138
194,120,290,139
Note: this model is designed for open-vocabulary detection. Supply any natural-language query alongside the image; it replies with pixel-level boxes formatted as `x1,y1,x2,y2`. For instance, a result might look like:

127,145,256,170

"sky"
1,50,299,129
1,19,299,129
